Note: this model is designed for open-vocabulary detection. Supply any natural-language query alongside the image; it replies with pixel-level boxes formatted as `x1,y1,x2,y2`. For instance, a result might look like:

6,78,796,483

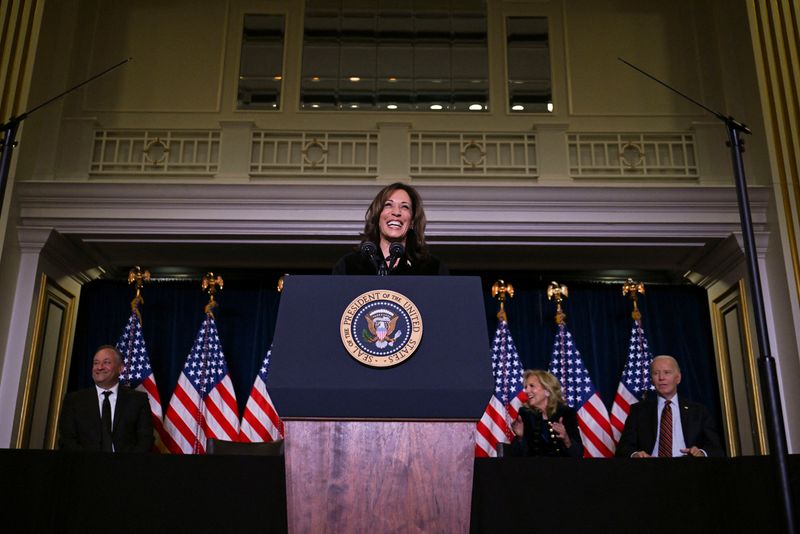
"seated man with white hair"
616,354,724,458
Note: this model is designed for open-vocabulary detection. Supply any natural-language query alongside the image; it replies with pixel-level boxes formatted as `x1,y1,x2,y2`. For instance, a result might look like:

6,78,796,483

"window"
506,16,552,113
238,14,286,110
301,0,488,112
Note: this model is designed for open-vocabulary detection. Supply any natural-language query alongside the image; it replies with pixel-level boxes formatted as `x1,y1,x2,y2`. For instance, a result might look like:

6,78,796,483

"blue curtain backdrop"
68,272,720,425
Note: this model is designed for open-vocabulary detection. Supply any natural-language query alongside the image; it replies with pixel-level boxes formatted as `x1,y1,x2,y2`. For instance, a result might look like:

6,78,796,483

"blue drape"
69,273,720,424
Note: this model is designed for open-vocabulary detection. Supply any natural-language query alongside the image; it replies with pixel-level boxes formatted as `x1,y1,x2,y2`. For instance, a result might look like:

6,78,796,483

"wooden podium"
268,276,493,533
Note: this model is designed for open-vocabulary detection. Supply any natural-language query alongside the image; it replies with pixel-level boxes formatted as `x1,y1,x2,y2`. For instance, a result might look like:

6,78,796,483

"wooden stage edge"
285,420,475,534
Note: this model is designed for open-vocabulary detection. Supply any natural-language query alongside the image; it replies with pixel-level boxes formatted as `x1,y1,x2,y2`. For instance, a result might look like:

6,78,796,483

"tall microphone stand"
619,58,796,533
0,57,132,220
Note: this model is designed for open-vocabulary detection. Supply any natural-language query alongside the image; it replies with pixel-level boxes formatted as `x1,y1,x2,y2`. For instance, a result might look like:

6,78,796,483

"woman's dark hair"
361,182,429,262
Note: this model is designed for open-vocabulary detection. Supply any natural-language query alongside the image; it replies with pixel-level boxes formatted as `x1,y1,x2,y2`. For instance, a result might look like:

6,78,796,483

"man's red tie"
658,400,672,457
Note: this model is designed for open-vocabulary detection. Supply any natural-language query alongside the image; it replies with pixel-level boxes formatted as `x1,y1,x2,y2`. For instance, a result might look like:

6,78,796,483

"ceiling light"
469,104,483,111
547,102,554,112
387,104,398,110
311,76,320,82
349,76,361,82
512,104,524,111
273,75,282,81
350,104,359,108
311,103,319,108
430,104,443,110
387,76,397,82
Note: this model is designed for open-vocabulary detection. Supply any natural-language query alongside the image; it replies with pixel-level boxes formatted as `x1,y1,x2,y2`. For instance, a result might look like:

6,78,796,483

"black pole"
619,57,796,533
726,123,796,533
0,57,132,220
0,121,19,215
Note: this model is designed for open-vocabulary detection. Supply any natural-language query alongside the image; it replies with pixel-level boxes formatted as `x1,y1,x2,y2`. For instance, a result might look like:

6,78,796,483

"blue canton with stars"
490,320,524,405
620,320,655,398
548,324,597,408
116,312,153,388
182,316,230,396
258,348,273,382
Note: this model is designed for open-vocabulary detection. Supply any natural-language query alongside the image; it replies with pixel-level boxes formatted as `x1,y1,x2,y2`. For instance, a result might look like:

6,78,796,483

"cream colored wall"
18,0,750,156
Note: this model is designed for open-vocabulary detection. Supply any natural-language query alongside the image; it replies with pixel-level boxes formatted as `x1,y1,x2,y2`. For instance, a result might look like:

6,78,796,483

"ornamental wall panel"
90,130,220,176
409,133,538,178
568,132,698,179
249,131,379,177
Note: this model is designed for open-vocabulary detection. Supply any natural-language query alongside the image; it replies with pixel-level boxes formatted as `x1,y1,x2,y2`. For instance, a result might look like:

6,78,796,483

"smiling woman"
332,182,448,275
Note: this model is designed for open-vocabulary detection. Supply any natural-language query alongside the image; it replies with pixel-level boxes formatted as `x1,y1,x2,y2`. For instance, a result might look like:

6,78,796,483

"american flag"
239,348,284,443
163,314,240,454
610,319,655,443
475,319,527,457
548,324,615,457
116,311,169,452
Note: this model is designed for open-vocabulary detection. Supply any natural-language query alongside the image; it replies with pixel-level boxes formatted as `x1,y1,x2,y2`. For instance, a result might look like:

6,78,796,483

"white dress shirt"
95,382,120,429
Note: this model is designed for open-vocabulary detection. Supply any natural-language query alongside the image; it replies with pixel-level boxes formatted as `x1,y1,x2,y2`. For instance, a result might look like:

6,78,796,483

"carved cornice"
16,182,767,242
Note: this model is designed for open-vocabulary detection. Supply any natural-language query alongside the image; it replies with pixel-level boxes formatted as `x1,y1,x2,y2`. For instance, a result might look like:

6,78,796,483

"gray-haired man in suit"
616,355,723,458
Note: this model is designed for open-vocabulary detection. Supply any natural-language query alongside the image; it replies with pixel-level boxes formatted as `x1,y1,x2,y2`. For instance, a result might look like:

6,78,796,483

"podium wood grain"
285,420,475,534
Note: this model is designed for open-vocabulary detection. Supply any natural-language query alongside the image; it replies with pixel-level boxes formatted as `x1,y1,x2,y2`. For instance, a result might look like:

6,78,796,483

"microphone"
359,242,384,275
387,242,405,273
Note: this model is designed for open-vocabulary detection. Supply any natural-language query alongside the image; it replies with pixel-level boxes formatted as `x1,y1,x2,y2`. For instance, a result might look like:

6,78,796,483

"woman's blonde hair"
522,369,566,418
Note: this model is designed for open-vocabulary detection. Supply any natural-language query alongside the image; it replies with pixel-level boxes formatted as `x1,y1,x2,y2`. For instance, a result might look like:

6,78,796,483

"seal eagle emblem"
340,289,423,368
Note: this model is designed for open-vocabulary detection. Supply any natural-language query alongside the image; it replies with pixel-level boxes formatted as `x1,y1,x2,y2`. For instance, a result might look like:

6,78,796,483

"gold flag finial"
202,272,224,317
277,274,289,293
547,281,568,325
622,278,645,321
127,266,151,322
491,280,515,322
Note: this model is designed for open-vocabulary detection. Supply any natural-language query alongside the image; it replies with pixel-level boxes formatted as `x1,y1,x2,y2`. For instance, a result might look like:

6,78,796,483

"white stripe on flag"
577,395,616,458
610,384,638,442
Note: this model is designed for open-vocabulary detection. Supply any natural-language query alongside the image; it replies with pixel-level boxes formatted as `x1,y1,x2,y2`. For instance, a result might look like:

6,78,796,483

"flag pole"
196,272,224,453
127,266,151,323
491,279,514,322
623,279,649,390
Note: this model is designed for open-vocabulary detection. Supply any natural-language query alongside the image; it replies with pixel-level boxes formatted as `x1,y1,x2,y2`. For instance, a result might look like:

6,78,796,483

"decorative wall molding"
16,182,766,240
80,127,711,184
250,131,379,177
89,130,220,175
410,132,538,178
568,132,698,179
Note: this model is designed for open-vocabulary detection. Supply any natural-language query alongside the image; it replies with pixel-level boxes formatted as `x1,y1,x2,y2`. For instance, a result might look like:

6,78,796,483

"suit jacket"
615,395,724,458
59,385,154,452
332,250,448,275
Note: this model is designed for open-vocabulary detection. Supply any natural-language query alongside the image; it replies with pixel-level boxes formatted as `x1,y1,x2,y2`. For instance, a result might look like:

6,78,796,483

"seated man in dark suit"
59,345,153,452
616,354,723,458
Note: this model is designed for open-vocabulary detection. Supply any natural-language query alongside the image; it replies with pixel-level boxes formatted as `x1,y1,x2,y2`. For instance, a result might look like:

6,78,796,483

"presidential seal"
340,289,423,368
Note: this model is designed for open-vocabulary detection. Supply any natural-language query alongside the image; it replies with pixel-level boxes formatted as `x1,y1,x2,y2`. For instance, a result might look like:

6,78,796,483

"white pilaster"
218,121,255,181
377,122,411,183
0,227,52,447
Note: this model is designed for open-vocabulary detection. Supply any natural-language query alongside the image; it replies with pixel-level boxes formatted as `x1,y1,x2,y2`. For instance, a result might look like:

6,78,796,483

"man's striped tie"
658,400,672,457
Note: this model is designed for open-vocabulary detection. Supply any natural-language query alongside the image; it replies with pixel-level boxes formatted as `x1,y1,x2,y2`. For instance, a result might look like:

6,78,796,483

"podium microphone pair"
360,241,404,276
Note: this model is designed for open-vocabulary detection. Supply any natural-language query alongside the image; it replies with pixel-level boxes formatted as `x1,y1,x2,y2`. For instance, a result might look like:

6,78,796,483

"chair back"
206,437,285,456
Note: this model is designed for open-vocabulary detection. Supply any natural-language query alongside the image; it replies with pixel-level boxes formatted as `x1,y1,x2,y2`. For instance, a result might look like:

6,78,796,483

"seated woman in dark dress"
332,182,448,275
509,369,584,458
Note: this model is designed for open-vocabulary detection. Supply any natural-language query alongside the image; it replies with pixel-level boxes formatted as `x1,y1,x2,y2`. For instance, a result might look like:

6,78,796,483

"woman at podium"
333,182,448,275
509,370,584,458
